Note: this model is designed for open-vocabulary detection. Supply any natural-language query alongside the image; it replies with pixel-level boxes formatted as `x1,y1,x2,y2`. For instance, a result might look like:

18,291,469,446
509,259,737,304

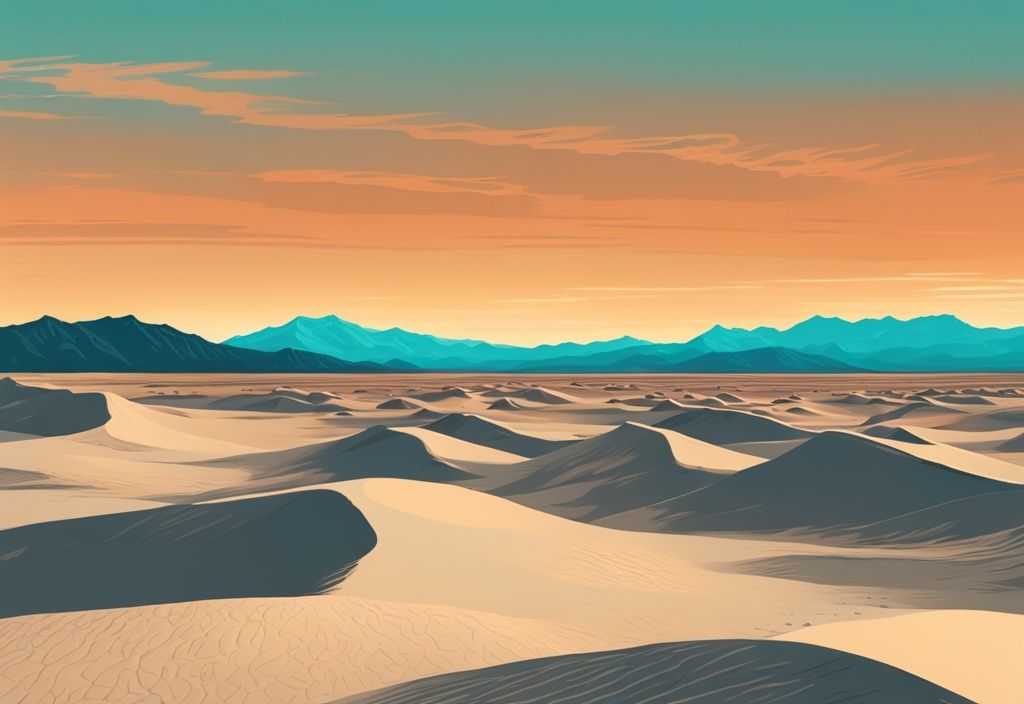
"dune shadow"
0,489,377,618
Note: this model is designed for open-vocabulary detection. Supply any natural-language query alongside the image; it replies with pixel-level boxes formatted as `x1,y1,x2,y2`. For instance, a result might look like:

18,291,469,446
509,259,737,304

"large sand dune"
491,421,761,521
0,489,376,617
655,406,814,444
424,412,575,457
336,639,972,704
0,377,111,436
781,610,1024,704
606,430,1024,539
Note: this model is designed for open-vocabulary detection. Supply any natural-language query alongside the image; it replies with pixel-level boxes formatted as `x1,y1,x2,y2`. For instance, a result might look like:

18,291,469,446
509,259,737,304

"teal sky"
2,1,1022,343
5,1,1024,90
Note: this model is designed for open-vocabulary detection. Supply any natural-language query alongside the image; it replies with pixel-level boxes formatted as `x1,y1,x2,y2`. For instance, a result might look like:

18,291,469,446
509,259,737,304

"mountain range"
1,313,1022,373
225,313,1024,372
0,315,392,373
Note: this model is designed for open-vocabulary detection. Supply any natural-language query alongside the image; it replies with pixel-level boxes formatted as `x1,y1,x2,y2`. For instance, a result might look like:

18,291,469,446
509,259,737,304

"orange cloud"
0,57,994,185
0,109,79,121
190,70,306,80
256,169,528,197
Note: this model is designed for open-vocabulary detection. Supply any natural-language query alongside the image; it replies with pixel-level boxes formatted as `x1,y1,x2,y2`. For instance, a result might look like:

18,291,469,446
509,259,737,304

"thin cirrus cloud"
0,56,996,186
256,170,528,197
568,285,762,292
189,70,307,80
0,109,81,120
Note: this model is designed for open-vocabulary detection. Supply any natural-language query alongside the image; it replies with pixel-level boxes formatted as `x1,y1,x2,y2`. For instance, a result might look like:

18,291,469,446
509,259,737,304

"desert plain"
2,372,1024,703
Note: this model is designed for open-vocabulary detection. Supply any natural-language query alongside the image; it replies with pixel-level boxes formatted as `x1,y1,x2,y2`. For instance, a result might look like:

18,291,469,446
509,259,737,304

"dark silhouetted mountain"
0,315,394,372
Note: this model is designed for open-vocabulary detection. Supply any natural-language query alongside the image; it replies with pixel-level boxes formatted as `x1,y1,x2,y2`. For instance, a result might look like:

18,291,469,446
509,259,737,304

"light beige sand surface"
2,373,1023,703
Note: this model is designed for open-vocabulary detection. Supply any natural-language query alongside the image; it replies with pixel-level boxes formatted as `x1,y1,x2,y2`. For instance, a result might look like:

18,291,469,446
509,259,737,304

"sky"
1,1,1023,344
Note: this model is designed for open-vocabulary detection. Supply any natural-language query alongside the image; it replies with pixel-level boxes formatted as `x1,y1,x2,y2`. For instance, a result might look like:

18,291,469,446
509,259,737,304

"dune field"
2,373,1024,703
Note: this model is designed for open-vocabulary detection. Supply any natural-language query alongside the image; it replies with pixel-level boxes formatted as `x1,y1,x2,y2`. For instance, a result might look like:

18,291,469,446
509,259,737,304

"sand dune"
648,398,692,411
336,639,972,704
0,377,111,436
375,397,420,409
487,397,534,410
208,425,523,495
781,610,1024,704
655,406,814,445
607,430,1023,539
863,401,964,426
505,386,578,404
490,421,761,521
863,424,934,444
996,431,1024,452
425,412,575,457
933,393,995,405
0,489,376,617
0,595,619,704
0,378,250,454
411,387,473,402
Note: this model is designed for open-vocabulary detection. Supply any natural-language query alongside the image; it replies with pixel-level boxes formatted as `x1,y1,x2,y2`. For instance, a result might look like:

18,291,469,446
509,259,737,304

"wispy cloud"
190,70,306,80
256,169,527,197
568,284,761,292
0,56,997,185
0,109,82,120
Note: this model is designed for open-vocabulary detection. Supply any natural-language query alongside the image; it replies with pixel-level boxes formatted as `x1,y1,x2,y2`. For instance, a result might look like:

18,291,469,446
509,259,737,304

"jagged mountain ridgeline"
4,313,1024,372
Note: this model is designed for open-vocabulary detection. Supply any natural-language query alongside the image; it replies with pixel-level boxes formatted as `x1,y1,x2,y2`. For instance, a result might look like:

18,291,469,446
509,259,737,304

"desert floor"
2,373,1024,703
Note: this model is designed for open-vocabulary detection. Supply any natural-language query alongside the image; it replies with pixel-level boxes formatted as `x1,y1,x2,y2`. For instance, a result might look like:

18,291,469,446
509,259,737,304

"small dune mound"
494,421,760,522
376,398,420,410
863,425,933,445
506,387,577,405
0,489,376,618
0,377,111,436
306,391,343,404
210,387,352,413
611,397,660,407
863,401,964,426
425,413,573,458
412,388,474,402
409,408,446,420
650,399,692,412
827,393,887,406
487,398,531,411
996,431,1024,452
933,394,995,406
339,639,972,704
615,431,1022,539
784,406,820,416
714,392,745,404
655,407,813,445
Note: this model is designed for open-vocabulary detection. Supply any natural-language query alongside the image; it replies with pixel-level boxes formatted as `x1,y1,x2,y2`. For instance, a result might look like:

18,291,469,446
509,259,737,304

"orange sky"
2,9,1023,343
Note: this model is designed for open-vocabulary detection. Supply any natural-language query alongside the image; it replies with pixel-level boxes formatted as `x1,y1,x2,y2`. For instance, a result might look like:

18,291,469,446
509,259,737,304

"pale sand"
2,373,1024,703
780,610,1024,704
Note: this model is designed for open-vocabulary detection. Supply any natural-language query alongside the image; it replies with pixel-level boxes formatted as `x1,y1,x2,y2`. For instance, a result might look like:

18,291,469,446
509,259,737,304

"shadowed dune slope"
335,639,972,704
424,413,574,458
208,425,515,493
490,422,760,521
605,431,1023,540
863,425,934,444
0,489,376,617
0,377,111,436
655,407,814,445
